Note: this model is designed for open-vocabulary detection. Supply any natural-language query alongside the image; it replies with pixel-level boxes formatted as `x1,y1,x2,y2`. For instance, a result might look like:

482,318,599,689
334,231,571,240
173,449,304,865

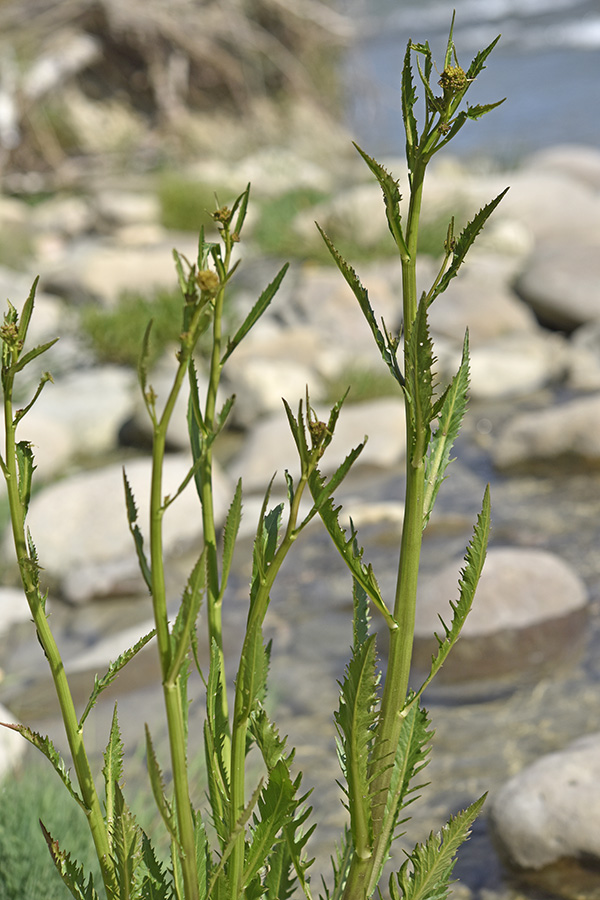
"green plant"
80,287,196,368
0,17,506,900
157,173,227,232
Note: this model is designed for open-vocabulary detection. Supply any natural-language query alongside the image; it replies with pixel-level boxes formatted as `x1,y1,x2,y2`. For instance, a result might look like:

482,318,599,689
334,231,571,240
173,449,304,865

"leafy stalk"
313,19,503,900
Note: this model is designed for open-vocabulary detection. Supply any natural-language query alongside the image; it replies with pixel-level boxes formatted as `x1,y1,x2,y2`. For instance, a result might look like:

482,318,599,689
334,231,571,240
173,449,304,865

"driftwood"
0,0,354,178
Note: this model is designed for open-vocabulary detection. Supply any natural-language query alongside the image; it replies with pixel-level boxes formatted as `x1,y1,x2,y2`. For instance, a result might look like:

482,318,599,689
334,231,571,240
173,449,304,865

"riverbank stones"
411,547,588,685
492,393,600,471
0,703,26,779
4,454,232,603
488,732,600,872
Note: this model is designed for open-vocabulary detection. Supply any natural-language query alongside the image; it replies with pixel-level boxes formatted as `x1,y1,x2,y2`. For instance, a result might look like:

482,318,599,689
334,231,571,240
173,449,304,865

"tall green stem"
2,381,118,900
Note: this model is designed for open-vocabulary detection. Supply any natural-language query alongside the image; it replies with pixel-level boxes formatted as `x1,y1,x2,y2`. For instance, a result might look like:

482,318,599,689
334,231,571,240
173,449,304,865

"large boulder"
412,547,588,684
0,704,26,779
515,238,600,332
488,732,600,871
5,454,232,603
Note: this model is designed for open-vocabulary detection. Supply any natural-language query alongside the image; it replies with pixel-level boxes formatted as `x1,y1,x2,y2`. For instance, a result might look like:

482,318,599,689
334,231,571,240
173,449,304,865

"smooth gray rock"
488,732,600,870
492,394,600,470
8,454,232,602
413,547,588,682
515,239,600,331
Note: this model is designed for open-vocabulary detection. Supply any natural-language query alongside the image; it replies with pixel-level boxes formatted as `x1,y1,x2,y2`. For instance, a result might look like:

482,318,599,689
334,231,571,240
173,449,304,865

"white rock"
492,393,600,469
11,454,232,602
567,320,600,391
468,331,568,400
515,238,600,331
231,398,406,494
416,547,587,638
0,703,26,779
414,547,588,682
489,732,600,870
0,587,31,637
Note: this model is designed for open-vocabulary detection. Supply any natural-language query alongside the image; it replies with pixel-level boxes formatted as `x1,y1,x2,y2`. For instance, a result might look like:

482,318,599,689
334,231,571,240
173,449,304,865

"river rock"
492,393,600,470
567,320,600,391
412,547,588,683
6,453,232,603
468,330,568,400
231,397,406,494
0,703,26,779
514,238,600,331
15,366,137,478
429,253,537,345
488,732,600,870
0,587,31,638
42,233,201,306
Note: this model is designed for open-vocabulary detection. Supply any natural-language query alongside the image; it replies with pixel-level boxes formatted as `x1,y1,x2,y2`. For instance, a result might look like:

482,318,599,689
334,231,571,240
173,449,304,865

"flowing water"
339,0,600,160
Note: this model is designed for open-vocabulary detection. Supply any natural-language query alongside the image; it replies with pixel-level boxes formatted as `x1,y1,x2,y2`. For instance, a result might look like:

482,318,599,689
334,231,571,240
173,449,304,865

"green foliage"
252,187,330,258
0,759,101,900
80,288,185,368
0,17,505,900
157,173,223,232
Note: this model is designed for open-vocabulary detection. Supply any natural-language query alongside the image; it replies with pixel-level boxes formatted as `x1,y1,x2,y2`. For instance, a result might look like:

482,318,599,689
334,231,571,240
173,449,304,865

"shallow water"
338,0,600,159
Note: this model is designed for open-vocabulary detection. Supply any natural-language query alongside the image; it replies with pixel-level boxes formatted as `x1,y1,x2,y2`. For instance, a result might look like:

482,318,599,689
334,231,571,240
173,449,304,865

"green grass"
325,364,401,404
157,173,226,232
0,756,101,900
80,288,187,368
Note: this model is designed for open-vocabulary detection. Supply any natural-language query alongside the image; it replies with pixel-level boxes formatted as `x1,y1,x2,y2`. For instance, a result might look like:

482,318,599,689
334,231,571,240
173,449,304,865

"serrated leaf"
402,40,419,167
352,143,410,259
206,779,263,899
138,319,154,401
140,832,174,900
466,33,502,80
103,704,124,840
11,338,58,375
414,485,490,700
40,822,100,900
17,277,39,345
432,189,509,300
123,469,152,592
352,561,371,651
145,725,178,843
110,782,144,899
243,760,297,890
389,795,486,900
231,183,251,236
1,723,85,810
220,479,242,601
167,550,205,686
308,485,394,630
335,635,379,860
423,333,469,527
405,296,435,465
466,99,505,120
221,263,288,365
367,702,433,895
316,226,404,386
79,628,156,729
320,826,352,900
14,372,54,429
16,440,35,513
